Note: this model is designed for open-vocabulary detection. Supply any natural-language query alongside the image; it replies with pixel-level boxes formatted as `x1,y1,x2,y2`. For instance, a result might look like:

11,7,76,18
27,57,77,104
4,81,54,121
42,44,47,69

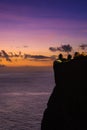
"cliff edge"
41,56,87,130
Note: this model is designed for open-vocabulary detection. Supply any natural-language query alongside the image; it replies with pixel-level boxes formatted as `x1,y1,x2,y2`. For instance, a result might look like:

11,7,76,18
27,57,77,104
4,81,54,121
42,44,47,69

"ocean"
0,66,55,130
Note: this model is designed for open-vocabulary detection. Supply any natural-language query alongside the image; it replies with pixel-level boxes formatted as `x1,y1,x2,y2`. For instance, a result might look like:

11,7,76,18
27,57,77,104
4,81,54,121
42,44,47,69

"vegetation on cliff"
41,47,87,130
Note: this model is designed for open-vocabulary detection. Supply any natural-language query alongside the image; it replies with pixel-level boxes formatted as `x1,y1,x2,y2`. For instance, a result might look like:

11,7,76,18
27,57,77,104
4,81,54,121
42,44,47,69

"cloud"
49,46,62,52
60,44,73,52
24,54,55,61
30,55,50,59
0,50,56,64
79,44,87,50
23,54,31,59
0,52,2,56
9,52,14,57
24,54,50,60
23,45,28,48
49,44,73,53
9,51,23,58
1,50,12,62
49,47,58,52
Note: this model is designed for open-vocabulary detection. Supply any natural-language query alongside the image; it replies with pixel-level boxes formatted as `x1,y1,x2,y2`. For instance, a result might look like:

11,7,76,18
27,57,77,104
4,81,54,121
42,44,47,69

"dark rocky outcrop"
41,56,87,130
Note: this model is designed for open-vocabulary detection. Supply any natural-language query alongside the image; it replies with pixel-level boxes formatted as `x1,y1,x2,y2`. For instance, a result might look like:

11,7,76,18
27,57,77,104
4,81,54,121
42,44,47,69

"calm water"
0,67,55,130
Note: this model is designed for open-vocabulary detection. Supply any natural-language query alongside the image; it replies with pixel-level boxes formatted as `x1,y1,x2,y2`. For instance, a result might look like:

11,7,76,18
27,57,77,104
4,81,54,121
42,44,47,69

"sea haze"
0,66,55,130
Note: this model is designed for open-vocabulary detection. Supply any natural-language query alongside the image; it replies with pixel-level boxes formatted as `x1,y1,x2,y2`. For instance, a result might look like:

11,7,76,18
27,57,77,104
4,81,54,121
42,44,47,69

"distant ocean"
0,66,55,130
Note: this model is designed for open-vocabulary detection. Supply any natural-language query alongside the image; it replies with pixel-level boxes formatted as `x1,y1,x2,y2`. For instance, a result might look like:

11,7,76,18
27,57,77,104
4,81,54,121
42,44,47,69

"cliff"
41,56,87,130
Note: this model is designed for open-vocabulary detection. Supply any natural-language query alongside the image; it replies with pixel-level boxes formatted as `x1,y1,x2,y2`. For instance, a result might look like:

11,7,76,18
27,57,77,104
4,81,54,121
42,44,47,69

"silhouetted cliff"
41,56,87,130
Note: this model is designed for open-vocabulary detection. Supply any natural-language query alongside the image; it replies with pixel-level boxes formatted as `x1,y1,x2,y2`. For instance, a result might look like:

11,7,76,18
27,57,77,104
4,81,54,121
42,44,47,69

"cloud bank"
0,50,56,64
49,44,73,53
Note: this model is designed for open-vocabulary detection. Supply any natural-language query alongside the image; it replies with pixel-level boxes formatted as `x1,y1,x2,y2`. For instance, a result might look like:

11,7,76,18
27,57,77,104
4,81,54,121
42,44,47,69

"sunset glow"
0,0,87,66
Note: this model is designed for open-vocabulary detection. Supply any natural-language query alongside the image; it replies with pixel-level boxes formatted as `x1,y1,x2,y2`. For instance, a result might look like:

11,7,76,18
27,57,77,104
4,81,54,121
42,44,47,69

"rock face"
41,56,87,130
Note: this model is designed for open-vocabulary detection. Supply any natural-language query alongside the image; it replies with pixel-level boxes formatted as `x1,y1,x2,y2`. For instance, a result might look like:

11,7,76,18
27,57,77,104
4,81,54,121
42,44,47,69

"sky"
0,0,87,66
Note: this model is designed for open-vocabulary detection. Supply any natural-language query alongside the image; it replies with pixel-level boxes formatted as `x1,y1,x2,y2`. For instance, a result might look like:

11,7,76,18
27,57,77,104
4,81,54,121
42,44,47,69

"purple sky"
0,0,87,66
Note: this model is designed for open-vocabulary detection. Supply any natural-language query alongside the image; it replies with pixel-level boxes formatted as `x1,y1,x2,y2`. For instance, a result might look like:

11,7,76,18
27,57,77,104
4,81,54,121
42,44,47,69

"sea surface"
0,66,55,130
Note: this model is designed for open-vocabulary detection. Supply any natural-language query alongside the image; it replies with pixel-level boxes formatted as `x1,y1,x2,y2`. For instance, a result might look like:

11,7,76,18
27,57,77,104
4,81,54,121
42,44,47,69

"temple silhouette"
41,54,87,130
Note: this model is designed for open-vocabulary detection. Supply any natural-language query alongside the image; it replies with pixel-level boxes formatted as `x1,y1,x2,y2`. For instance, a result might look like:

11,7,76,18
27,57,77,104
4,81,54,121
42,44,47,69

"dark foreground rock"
41,56,87,130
